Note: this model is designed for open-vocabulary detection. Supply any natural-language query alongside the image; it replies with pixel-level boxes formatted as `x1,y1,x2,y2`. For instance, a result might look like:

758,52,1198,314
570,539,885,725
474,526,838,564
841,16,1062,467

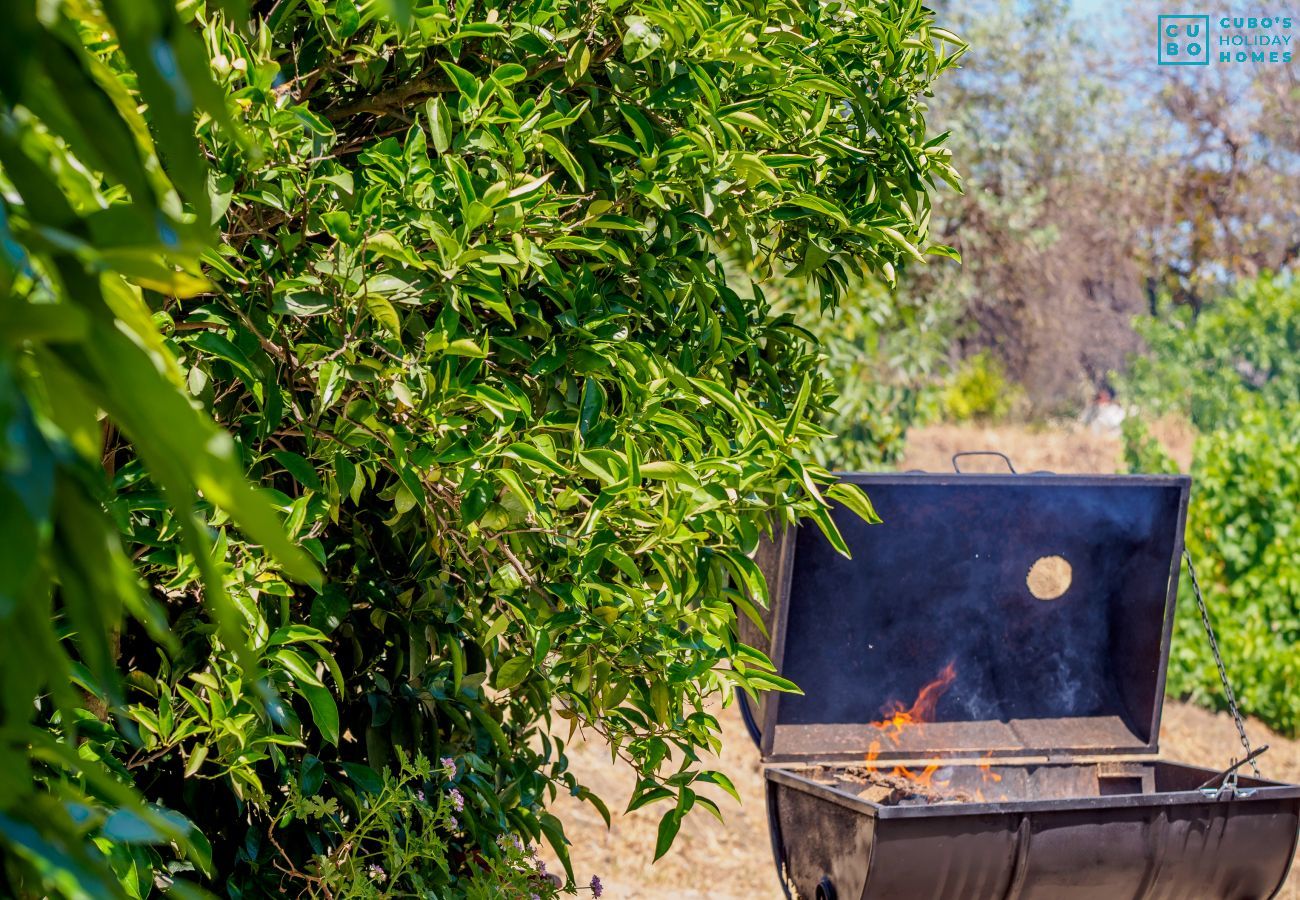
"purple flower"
449,815,459,829
415,789,425,803
440,756,456,777
590,875,603,898
449,787,464,811
537,859,548,877
367,864,387,883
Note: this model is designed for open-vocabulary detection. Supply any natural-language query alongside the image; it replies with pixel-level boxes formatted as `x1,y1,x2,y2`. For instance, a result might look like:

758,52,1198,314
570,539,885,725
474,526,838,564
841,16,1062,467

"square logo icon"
1158,15,1211,65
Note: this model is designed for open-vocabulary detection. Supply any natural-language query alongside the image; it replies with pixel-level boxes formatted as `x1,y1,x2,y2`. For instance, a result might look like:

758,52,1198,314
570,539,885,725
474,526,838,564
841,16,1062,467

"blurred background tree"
874,0,1300,415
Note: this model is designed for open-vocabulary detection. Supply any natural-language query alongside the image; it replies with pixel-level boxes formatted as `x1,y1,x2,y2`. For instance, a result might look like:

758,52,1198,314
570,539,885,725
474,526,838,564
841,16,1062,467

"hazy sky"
1071,0,1112,16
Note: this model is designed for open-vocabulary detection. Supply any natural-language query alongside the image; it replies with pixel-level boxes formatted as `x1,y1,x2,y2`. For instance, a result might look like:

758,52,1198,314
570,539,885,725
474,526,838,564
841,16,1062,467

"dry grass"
541,704,781,900
541,422,1297,899
896,418,1195,475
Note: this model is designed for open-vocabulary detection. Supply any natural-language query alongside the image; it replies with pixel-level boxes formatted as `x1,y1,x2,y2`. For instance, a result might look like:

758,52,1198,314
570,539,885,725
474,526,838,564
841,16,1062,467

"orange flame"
974,753,1006,802
865,661,957,786
862,666,1015,803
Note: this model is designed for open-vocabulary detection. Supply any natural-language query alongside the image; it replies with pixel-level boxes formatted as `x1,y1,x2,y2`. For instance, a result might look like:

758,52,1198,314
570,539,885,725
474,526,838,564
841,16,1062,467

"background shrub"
1123,275,1300,735
1,0,961,895
941,351,1018,423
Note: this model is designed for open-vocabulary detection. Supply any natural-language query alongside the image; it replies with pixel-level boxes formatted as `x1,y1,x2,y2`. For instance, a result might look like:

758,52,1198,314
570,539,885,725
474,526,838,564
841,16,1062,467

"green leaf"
335,0,361,37
438,61,479,98
564,40,591,84
425,96,452,154
625,784,673,813
364,294,402,337
504,442,569,477
274,648,323,687
267,624,329,646
577,379,605,443
649,680,668,722
493,655,532,691
744,670,802,694
808,503,851,557
183,745,208,778
539,812,574,883
578,788,611,828
780,194,851,228
784,375,812,439
272,450,323,491
877,225,926,262
272,292,333,317
0,301,88,344
505,173,552,203
623,16,663,62
0,809,122,898
653,806,682,861
826,482,882,525
697,770,741,803
639,460,698,485
300,684,339,745
539,134,585,189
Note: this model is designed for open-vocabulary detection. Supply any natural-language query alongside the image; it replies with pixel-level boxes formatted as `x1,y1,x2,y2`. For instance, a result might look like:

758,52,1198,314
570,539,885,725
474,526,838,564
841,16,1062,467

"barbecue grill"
738,465,1300,900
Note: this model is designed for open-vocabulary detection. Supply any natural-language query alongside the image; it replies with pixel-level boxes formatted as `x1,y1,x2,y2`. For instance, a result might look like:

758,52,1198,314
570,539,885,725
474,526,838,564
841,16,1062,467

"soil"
538,423,1298,899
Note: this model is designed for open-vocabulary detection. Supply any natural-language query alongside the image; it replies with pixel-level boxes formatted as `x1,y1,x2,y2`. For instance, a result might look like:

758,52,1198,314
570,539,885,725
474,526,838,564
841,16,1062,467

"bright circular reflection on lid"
1027,555,1072,600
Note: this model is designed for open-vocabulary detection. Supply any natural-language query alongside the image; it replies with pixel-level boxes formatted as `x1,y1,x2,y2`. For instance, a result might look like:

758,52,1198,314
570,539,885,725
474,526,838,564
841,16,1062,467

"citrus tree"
1,0,962,895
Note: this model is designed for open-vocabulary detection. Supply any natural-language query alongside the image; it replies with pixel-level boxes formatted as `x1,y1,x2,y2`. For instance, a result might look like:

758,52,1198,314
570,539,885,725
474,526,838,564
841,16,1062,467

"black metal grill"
740,472,1300,900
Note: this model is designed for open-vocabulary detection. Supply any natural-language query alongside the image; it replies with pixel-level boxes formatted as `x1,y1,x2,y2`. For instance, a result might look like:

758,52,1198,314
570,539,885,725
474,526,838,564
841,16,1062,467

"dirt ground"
542,422,1298,899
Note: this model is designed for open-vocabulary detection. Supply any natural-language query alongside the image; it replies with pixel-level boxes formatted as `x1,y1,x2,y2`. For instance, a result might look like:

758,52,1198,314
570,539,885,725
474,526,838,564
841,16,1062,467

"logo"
1159,14,1211,65
1156,14,1294,65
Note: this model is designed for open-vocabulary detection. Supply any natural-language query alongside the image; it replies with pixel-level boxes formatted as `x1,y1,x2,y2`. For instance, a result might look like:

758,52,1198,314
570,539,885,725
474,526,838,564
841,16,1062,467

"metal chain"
1182,549,1260,777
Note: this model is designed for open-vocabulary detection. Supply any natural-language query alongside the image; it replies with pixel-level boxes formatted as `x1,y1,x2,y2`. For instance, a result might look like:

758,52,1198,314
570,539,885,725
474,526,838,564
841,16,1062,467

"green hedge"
1123,275,1300,735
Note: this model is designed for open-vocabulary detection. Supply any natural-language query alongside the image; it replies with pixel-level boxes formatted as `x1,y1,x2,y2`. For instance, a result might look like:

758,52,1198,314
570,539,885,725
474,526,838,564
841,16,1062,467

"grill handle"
952,450,1017,474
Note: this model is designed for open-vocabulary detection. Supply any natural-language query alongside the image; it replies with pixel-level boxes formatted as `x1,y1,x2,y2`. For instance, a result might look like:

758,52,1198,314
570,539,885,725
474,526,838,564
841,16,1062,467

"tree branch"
323,76,455,122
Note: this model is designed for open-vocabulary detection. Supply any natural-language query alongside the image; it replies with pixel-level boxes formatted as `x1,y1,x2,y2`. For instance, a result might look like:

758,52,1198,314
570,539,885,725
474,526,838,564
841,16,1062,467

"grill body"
740,473,1300,900
765,763,1300,900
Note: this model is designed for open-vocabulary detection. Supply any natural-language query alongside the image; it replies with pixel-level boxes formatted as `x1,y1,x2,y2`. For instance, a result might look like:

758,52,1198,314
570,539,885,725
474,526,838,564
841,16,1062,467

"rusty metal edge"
764,763,1300,821
757,522,797,760
1149,474,1192,756
758,752,1171,769
759,745,1168,766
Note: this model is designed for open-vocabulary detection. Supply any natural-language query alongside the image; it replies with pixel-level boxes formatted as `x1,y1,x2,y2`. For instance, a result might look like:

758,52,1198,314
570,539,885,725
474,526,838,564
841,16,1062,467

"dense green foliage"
284,752,562,898
1123,275,1300,735
1,0,961,895
1126,275,1300,432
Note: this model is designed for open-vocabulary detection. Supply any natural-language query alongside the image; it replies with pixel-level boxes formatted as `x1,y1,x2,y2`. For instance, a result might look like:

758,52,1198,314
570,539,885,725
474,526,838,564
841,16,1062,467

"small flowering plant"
282,752,562,898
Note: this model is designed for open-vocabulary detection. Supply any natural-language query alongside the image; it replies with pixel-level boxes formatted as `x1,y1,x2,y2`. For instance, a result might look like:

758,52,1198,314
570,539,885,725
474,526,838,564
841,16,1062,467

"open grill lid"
741,472,1191,764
